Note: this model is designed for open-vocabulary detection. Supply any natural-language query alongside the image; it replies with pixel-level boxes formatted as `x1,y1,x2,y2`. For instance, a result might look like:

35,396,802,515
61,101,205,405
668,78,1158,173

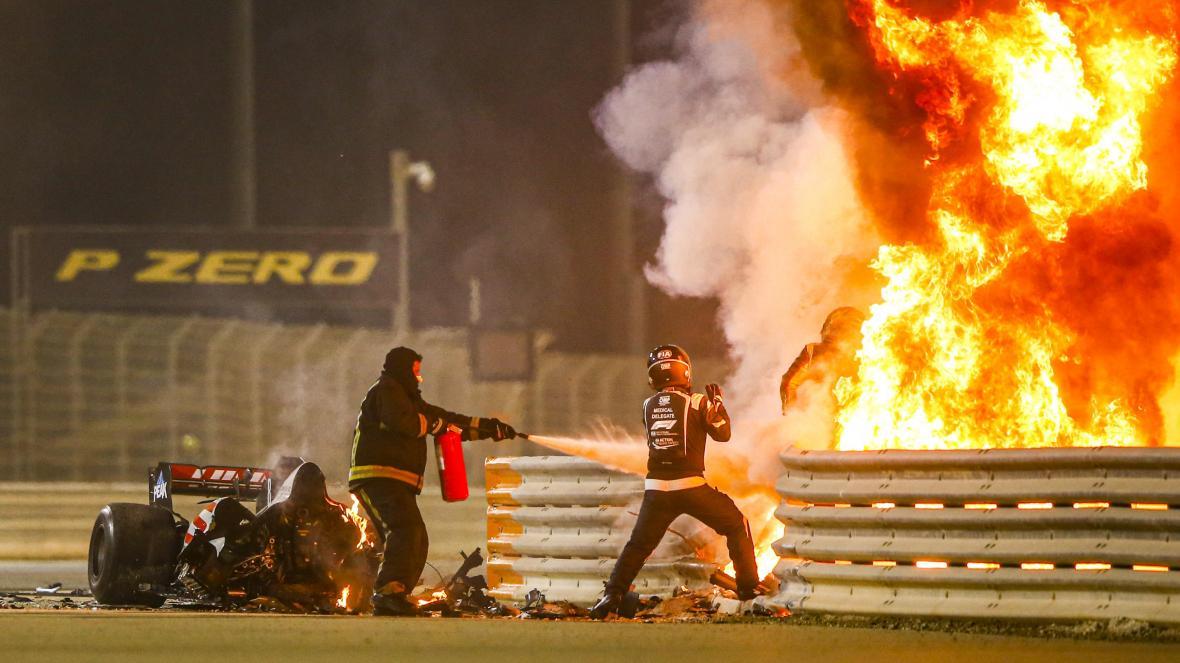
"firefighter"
780,306,866,414
590,344,759,618
349,346,516,616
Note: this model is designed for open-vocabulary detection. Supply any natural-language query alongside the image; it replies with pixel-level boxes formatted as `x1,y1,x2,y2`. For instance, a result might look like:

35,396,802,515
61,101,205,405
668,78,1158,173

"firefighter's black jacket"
643,387,731,480
348,375,480,494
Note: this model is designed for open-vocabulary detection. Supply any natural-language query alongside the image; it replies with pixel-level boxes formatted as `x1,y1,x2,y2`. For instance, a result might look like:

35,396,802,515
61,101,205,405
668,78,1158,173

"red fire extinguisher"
434,430,469,502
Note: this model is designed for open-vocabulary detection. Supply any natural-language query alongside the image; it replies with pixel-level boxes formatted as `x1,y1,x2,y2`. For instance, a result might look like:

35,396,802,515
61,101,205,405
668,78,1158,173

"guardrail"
485,456,718,606
771,446,1180,624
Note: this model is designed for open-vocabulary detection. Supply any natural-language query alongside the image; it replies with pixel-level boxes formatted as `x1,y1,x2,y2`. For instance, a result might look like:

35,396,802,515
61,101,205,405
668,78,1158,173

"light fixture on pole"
389,149,435,334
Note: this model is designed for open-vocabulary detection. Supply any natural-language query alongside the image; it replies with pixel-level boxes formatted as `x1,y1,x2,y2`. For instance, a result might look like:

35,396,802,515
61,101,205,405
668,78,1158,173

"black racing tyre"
88,503,180,607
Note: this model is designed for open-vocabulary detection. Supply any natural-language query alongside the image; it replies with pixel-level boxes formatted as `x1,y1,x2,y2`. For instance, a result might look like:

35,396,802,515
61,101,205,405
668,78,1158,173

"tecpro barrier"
485,456,717,606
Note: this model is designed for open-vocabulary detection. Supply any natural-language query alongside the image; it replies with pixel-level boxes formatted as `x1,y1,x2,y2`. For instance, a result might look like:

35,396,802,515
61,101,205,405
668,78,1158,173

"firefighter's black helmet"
647,344,692,390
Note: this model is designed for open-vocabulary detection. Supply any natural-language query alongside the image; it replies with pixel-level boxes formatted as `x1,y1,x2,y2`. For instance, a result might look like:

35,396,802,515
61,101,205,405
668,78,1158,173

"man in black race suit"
590,344,758,618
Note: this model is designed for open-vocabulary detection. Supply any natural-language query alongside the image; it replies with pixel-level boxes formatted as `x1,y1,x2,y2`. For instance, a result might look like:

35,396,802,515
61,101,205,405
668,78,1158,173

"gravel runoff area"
4,611,1180,663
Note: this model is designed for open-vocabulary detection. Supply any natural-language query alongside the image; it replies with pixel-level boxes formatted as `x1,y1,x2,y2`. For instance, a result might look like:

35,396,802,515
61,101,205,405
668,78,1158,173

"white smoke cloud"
594,0,881,479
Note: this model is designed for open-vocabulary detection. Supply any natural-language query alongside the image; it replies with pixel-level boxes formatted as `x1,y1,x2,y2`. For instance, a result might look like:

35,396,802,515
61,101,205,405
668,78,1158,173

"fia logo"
657,349,673,359
658,395,671,406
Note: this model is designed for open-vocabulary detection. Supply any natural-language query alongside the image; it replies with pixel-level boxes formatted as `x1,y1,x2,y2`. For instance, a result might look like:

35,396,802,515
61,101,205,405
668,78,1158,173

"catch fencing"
771,446,1180,624
1,309,727,483
485,456,719,606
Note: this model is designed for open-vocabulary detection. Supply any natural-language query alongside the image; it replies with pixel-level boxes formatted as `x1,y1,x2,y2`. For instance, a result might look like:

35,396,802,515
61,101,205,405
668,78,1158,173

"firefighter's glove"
489,418,517,441
705,383,724,406
476,418,516,441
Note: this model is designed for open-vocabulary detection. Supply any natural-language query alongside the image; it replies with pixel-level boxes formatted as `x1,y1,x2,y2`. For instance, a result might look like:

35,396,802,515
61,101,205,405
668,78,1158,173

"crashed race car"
87,457,376,612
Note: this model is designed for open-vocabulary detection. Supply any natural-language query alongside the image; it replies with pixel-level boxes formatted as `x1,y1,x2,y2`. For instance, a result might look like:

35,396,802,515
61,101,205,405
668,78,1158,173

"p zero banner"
10,226,399,311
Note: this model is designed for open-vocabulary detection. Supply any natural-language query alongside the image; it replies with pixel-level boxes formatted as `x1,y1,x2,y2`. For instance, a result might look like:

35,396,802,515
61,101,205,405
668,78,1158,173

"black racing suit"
604,386,759,598
348,374,485,595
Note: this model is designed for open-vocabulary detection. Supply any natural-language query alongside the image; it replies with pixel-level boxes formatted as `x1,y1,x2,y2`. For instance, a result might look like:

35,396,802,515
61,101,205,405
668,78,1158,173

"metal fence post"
113,317,149,477
335,328,369,436
249,324,282,459
529,356,563,436
8,227,30,479
67,314,101,435
21,310,56,479
165,317,198,459
602,360,632,430
292,323,326,447
568,356,603,433
204,321,240,461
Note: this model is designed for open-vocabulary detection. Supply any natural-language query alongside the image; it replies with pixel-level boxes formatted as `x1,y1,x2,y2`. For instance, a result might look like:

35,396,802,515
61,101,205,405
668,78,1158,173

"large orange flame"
835,0,1179,450
724,520,784,580
346,495,372,550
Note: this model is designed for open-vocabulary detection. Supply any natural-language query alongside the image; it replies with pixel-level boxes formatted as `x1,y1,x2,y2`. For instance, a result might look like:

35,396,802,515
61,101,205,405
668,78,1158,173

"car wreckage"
85,456,770,618
87,457,377,612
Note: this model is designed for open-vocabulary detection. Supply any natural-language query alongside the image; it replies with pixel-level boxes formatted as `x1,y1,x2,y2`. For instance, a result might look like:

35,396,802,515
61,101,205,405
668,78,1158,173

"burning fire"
336,585,350,609
417,589,448,607
724,520,784,581
346,495,372,550
835,0,1179,450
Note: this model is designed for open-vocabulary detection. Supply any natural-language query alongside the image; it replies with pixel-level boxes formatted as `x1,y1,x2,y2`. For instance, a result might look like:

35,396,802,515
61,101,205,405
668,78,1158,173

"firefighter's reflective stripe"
354,487,389,539
428,416,447,435
418,413,428,437
348,464,425,490
643,476,707,491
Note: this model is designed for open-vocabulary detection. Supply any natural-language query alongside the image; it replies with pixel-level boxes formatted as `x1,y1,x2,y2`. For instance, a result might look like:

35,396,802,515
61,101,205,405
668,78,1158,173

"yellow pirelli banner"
9,225,399,313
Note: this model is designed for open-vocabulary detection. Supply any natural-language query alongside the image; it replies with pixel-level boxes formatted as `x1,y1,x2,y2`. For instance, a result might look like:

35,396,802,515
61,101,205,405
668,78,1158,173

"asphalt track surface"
4,611,1180,663
5,483,1180,661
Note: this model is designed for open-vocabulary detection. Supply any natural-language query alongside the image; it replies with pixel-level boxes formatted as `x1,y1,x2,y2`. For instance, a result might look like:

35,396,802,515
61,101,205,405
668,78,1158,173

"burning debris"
174,462,377,614
501,571,786,622
406,548,512,618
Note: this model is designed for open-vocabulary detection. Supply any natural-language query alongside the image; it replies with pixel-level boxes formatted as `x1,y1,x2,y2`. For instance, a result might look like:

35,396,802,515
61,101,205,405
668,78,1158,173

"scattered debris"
34,582,63,595
516,590,591,620
711,596,744,615
0,550,792,623
645,595,696,618
410,548,518,618
1,593,34,609
1,592,100,611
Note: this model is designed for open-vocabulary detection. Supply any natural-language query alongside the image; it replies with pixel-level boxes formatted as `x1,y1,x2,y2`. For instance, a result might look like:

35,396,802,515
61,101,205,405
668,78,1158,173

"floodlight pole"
390,149,434,335
231,0,256,229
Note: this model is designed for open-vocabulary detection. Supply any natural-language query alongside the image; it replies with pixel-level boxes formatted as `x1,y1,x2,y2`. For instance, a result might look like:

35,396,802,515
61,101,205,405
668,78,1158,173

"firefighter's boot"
372,582,421,617
589,592,623,620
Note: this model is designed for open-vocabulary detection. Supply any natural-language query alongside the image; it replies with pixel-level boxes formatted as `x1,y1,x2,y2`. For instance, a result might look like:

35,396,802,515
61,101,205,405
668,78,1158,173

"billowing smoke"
592,0,880,482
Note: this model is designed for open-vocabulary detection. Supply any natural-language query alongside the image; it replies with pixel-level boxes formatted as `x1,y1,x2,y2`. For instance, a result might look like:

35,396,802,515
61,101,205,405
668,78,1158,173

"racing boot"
589,591,623,620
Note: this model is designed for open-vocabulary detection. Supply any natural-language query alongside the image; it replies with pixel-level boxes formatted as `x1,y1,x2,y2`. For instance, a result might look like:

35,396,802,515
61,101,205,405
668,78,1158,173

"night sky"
0,0,724,353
